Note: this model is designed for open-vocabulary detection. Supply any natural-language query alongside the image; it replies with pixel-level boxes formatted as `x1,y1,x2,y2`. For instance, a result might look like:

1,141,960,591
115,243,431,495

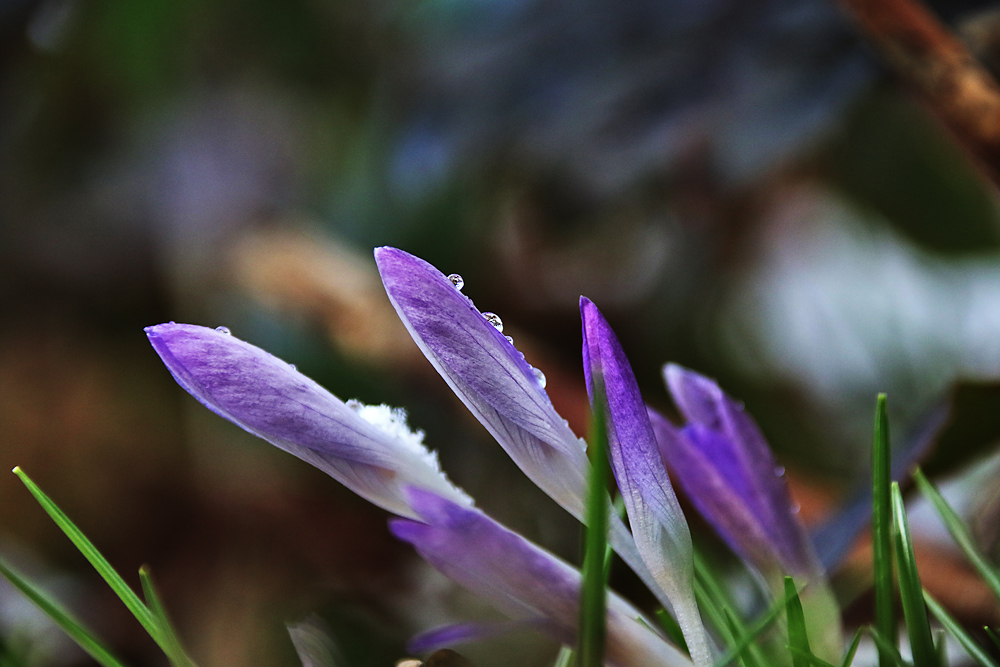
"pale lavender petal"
580,298,711,667
146,323,470,518
658,364,818,575
375,247,592,520
391,489,693,667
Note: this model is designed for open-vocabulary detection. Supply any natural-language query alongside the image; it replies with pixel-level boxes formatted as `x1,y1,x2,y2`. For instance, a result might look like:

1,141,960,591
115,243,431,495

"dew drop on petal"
289,363,297,370
532,367,547,388
774,466,786,477
215,326,232,335
504,335,514,344
447,274,464,291
482,312,503,333
791,503,801,514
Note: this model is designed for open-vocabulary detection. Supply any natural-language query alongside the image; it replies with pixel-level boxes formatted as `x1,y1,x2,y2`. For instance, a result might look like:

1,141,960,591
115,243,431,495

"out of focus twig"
839,0,1000,186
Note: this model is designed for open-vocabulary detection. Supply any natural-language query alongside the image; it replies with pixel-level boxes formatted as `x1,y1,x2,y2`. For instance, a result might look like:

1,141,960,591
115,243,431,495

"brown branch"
839,0,1000,186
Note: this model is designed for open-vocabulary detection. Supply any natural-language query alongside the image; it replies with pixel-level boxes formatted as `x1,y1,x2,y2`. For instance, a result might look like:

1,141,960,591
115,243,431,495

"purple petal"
579,298,710,667
407,621,535,654
658,364,817,575
392,489,693,667
375,249,681,619
375,247,591,518
146,323,469,518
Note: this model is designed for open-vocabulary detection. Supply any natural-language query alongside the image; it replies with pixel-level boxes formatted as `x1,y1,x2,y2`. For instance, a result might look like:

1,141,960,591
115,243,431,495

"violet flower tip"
388,518,424,542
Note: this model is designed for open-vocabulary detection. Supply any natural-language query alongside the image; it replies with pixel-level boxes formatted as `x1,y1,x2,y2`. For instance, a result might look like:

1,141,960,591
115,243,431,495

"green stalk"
578,388,609,667
873,395,897,667
891,482,939,667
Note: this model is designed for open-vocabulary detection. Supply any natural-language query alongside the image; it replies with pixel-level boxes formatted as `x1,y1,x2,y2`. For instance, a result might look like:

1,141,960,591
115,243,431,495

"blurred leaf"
842,628,863,667
0,557,127,667
912,468,1000,600
828,90,1000,254
923,591,998,667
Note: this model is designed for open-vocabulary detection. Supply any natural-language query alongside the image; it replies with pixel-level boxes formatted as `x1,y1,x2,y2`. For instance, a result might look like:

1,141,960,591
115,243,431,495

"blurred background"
3,0,1000,663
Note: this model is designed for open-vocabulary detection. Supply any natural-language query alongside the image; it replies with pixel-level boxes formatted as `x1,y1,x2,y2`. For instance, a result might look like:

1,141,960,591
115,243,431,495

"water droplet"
791,503,801,514
447,274,464,291
289,364,297,370
533,367,547,388
774,466,785,477
215,326,231,335
504,335,514,344
482,312,503,332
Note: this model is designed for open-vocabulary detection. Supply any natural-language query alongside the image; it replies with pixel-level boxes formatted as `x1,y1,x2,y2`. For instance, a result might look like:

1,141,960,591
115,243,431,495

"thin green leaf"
721,608,760,667
0,557,127,667
603,496,627,583
578,390,608,667
923,590,999,667
12,467,164,648
984,627,1000,652
552,646,575,667
139,566,197,667
842,628,864,667
714,585,798,667
866,626,911,667
787,646,837,667
891,482,939,667
656,609,689,654
912,468,1000,602
873,394,898,667
785,576,813,667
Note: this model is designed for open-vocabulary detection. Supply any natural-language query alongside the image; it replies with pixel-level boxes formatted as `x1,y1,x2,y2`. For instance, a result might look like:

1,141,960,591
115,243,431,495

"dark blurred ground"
3,0,1000,664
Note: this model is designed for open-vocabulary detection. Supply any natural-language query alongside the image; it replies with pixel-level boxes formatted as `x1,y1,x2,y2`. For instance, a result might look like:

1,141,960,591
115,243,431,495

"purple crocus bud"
391,489,694,667
653,364,819,577
374,248,672,611
146,323,471,519
580,298,711,667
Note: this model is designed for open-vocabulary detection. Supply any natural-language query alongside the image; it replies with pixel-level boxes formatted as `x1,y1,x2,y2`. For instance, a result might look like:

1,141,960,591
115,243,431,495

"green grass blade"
873,394,898,667
656,608,689,654
12,467,164,647
139,566,197,667
552,646,575,667
714,585,798,667
923,590,998,667
0,557,127,667
912,468,1000,601
842,628,864,667
984,627,1000,652
866,626,911,667
891,482,939,667
578,392,608,667
787,646,837,667
603,496,627,583
785,576,813,667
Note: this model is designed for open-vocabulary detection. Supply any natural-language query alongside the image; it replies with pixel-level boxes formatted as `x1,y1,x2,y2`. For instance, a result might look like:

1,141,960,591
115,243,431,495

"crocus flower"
652,365,843,662
651,364,819,577
580,298,711,667
391,488,694,667
146,322,470,519
374,247,680,618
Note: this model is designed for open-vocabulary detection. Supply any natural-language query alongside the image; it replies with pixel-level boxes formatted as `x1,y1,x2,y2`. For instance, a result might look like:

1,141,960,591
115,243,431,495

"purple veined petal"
580,298,711,667
146,323,470,519
374,247,593,518
391,489,694,667
374,248,675,622
659,364,819,576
